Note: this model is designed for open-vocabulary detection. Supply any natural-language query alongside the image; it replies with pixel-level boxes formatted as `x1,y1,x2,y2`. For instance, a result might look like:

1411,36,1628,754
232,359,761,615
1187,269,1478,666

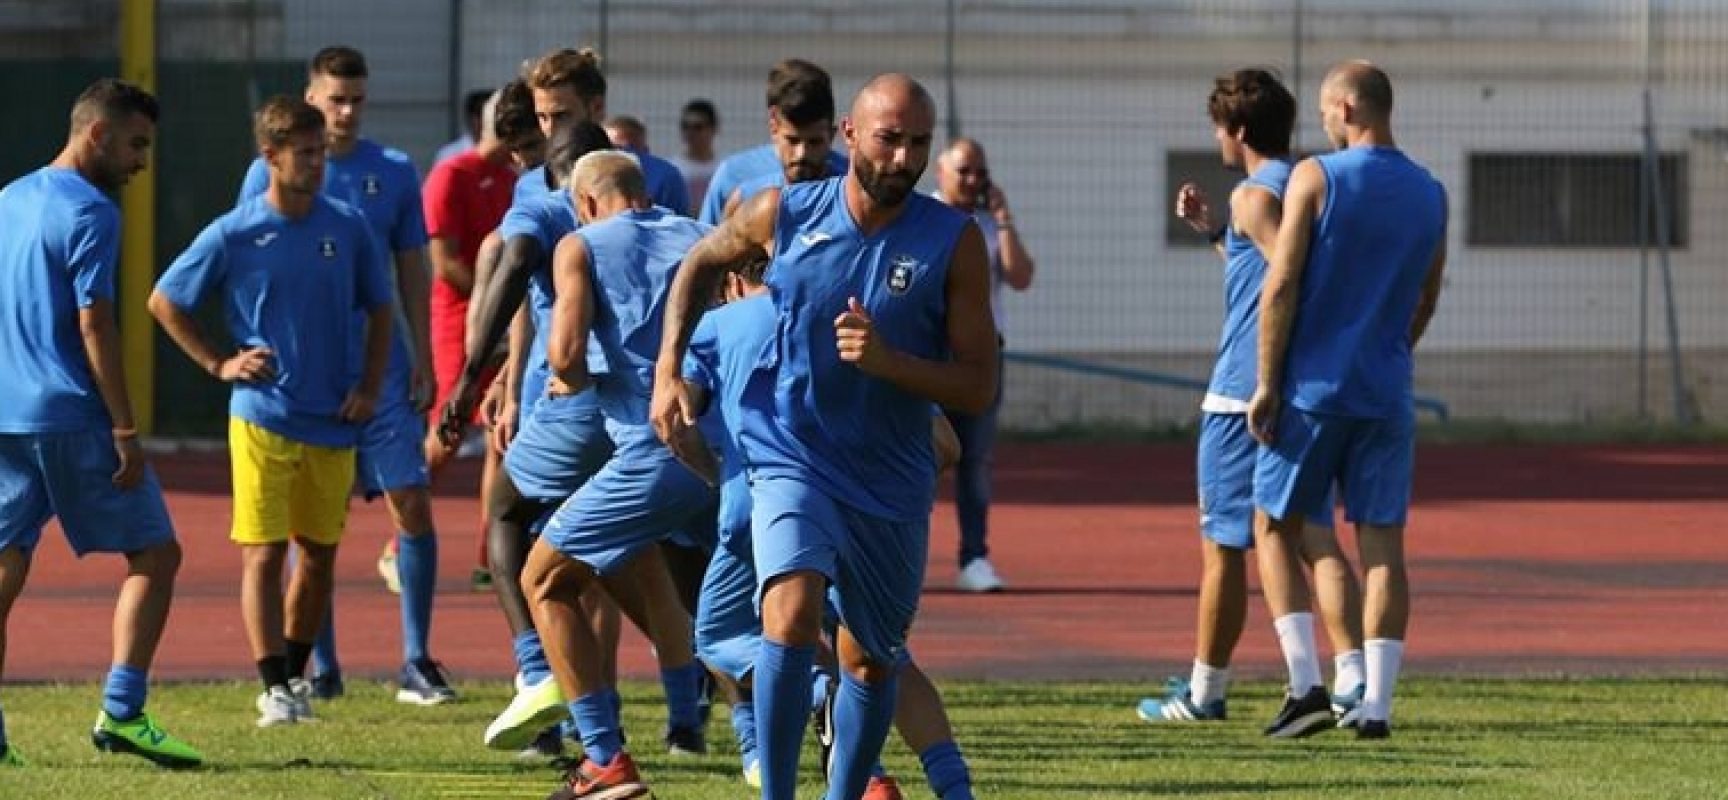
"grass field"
1,678,1724,799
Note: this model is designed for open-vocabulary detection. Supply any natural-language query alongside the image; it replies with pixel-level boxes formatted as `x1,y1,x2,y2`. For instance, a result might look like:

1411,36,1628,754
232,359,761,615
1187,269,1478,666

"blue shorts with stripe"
1199,412,1331,548
541,423,715,576
503,393,614,505
1254,404,1415,526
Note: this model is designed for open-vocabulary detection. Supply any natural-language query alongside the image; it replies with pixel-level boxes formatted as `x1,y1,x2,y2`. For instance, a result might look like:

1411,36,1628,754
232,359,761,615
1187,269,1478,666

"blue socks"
730,700,759,769
920,740,976,800
396,531,437,663
810,666,834,713
101,664,148,721
661,662,705,731
827,671,900,800
756,640,816,800
512,630,552,686
571,692,623,767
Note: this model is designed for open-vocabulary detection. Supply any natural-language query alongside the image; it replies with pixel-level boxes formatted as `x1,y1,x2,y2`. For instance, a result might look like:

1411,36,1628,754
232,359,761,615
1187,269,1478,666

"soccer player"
933,137,1037,593
514,48,609,206
235,46,451,705
653,73,998,800
697,59,850,224
0,78,202,769
680,256,977,800
529,150,716,799
602,114,693,215
150,95,394,727
1136,68,1365,732
719,69,838,219
1249,61,1448,740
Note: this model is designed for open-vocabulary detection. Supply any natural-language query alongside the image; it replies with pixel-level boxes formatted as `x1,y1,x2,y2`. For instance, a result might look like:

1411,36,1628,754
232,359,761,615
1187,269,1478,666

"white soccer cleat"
255,686,298,728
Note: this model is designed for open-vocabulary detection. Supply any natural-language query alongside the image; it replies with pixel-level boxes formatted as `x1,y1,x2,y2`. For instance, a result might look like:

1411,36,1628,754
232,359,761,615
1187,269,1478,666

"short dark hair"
681,98,718,128
766,59,830,108
463,89,492,121
70,78,159,132
772,77,834,128
309,45,368,80
528,47,606,101
1207,68,1295,156
734,250,770,287
546,121,614,191
493,79,538,143
254,95,325,149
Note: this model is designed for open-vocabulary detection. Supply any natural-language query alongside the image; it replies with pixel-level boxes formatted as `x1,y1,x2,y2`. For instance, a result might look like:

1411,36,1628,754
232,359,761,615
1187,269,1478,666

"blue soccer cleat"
1136,677,1227,723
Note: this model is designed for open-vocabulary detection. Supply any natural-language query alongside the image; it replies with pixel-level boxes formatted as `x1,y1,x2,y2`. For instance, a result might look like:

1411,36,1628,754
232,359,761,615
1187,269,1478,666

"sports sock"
731,701,758,767
920,740,975,800
284,638,315,681
756,640,815,800
256,655,289,691
570,692,623,767
512,630,552,686
1190,660,1229,707
1272,612,1323,693
396,531,438,663
1364,638,1405,722
101,664,148,721
1334,649,1366,695
827,671,900,800
660,662,704,731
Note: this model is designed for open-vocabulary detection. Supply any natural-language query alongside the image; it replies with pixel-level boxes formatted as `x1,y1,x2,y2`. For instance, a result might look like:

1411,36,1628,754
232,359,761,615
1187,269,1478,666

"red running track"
7,442,1726,683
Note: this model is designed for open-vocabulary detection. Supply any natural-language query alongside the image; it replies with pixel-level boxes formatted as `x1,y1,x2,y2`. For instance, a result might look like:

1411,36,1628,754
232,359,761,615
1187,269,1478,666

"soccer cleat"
955,558,1006,593
742,755,761,788
310,670,345,700
397,659,459,706
486,674,569,751
255,686,298,728
1332,683,1366,728
91,710,204,768
813,673,838,779
1136,677,1227,722
663,724,706,757
377,542,401,595
1357,719,1392,740
1263,686,1334,739
863,775,906,800
0,744,26,766
518,725,565,760
546,752,652,800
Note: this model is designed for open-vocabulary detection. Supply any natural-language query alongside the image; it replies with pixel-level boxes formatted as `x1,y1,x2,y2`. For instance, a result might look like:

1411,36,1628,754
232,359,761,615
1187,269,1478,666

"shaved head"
1322,60,1394,120
941,137,985,165
844,73,938,208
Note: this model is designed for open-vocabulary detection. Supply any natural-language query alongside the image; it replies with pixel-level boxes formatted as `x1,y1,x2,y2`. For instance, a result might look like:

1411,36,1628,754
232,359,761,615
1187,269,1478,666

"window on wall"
1468,153,1688,248
1165,150,1241,248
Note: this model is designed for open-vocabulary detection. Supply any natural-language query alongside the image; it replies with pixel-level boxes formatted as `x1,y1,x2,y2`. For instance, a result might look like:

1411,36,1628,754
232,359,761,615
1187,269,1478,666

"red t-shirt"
423,149,516,416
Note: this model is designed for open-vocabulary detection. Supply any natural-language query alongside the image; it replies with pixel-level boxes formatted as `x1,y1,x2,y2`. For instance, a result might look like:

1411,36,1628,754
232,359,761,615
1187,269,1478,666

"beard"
854,157,919,207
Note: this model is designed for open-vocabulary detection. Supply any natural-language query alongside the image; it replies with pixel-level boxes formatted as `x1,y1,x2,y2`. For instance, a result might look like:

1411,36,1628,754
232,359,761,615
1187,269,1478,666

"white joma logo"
798,231,832,247
254,231,278,247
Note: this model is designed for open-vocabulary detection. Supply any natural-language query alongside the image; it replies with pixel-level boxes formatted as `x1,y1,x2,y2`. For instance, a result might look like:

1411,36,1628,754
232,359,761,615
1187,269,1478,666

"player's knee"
838,648,896,685
387,486,435,534
760,572,823,646
520,550,579,606
130,538,183,580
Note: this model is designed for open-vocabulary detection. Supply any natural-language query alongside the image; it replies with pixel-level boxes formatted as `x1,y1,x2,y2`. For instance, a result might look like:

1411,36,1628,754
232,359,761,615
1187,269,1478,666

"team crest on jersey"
318,237,338,259
886,254,919,296
361,174,382,196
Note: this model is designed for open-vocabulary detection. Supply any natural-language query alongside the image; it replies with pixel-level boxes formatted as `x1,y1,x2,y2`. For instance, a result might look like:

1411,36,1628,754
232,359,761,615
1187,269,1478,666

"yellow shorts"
228,417,355,546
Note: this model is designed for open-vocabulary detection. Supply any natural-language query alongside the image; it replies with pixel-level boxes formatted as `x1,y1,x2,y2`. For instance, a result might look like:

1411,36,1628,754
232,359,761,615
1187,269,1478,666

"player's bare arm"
1232,184,1282,258
148,290,277,384
79,298,145,488
1248,157,1324,443
650,187,778,443
669,380,720,486
932,413,962,475
395,247,436,412
835,222,999,414
546,232,595,396
1409,233,1448,348
451,234,541,416
1175,182,1221,257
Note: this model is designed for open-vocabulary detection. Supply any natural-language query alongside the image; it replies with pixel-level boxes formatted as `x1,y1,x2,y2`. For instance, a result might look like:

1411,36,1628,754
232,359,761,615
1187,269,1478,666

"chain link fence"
4,0,1725,434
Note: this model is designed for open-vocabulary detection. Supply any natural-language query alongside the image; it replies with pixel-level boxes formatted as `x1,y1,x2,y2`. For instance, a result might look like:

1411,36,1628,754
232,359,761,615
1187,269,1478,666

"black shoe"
310,671,345,700
812,672,837,780
664,724,706,757
1356,719,1391,739
1263,686,1334,738
518,725,565,761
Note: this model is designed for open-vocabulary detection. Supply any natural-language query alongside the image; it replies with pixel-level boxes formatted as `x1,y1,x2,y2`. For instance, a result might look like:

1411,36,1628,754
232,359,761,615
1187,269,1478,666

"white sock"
1189,661,1229,707
1272,613,1323,693
1364,638,1405,722
1334,649,1365,696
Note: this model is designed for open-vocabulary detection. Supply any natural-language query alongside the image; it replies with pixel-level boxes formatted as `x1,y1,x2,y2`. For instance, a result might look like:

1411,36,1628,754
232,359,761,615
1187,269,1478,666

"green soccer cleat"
0,743,26,766
91,711,204,768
